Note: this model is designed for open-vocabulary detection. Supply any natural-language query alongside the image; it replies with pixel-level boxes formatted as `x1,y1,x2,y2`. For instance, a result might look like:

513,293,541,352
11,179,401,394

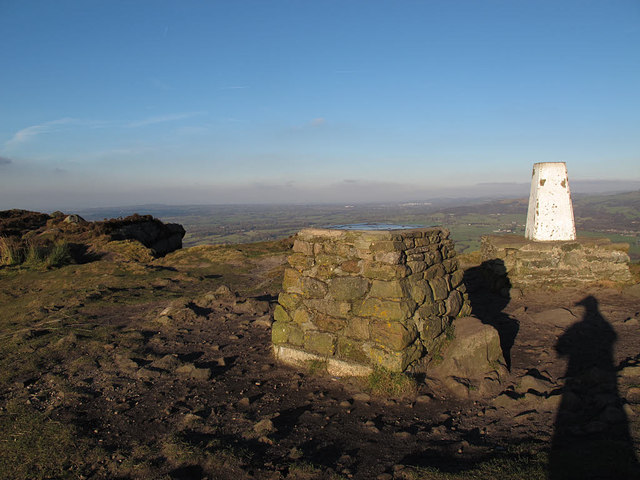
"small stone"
340,400,352,408
238,397,251,408
517,374,551,395
352,393,371,402
288,447,303,460
253,315,273,327
626,387,640,403
620,365,640,377
253,418,275,436
415,395,431,404
376,474,392,480
175,363,211,381
394,431,411,439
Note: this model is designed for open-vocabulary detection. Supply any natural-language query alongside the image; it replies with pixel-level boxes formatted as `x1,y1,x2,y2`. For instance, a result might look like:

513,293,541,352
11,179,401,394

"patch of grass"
287,462,347,479
160,433,252,480
0,236,24,265
398,444,548,479
444,322,456,341
24,241,46,266
0,401,93,480
44,240,72,267
0,238,71,269
366,367,417,398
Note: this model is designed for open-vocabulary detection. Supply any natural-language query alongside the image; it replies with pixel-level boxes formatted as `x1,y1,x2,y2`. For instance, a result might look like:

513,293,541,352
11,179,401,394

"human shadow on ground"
548,295,639,479
462,259,519,369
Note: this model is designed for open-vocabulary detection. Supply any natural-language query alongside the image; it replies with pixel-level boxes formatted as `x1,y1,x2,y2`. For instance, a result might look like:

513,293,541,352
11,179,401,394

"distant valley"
77,190,640,260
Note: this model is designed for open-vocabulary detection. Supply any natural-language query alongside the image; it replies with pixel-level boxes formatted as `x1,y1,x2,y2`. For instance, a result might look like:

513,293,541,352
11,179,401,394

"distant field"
77,191,640,261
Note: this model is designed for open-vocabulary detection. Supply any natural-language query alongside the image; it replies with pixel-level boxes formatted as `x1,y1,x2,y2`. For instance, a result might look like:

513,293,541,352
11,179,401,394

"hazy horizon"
2,178,638,213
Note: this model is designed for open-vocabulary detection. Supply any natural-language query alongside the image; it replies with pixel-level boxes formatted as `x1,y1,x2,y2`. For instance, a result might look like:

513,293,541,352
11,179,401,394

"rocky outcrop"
0,210,186,259
0,209,50,237
99,215,185,256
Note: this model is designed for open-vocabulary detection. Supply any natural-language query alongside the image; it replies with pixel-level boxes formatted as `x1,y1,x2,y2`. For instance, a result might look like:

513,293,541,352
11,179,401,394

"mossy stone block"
273,305,291,323
303,299,351,318
316,315,347,332
289,325,304,346
271,321,290,344
363,263,409,281
364,344,421,372
445,290,463,317
340,259,362,274
424,263,446,280
292,307,312,325
354,298,415,322
300,276,328,298
288,253,314,271
369,279,408,299
292,239,314,255
278,292,302,311
328,276,370,301
304,331,336,356
429,277,449,301
370,320,417,350
343,316,371,340
282,268,302,293
337,337,368,364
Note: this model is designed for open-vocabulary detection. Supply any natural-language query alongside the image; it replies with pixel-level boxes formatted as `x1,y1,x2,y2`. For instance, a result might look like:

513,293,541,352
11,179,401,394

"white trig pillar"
525,162,576,241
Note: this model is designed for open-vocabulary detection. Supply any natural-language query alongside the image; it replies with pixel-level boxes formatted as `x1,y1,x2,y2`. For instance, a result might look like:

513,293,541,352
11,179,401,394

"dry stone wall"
481,234,633,291
272,227,471,374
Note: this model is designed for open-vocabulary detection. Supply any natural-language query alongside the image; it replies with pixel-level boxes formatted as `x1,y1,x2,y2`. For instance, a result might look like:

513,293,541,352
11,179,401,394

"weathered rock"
175,363,210,381
101,215,185,256
426,316,506,398
516,374,553,395
253,418,275,436
64,214,87,224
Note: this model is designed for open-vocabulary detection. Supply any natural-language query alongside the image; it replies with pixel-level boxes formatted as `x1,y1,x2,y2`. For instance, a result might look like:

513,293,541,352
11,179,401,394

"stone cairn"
272,227,471,375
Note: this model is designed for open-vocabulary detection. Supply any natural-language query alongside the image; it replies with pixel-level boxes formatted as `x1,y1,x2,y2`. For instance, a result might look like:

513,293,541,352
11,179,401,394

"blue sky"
1,0,639,209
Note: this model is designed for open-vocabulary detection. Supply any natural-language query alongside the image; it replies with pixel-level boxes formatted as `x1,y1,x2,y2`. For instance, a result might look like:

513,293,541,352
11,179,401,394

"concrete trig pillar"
525,162,576,241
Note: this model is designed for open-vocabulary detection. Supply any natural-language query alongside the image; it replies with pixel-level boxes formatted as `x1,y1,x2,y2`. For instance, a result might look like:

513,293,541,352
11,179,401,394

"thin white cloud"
289,117,328,132
5,117,75,147
127,112,205,128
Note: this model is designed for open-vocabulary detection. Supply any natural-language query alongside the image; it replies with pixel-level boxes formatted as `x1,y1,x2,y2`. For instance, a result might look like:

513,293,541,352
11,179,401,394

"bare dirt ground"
1,240,639,479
